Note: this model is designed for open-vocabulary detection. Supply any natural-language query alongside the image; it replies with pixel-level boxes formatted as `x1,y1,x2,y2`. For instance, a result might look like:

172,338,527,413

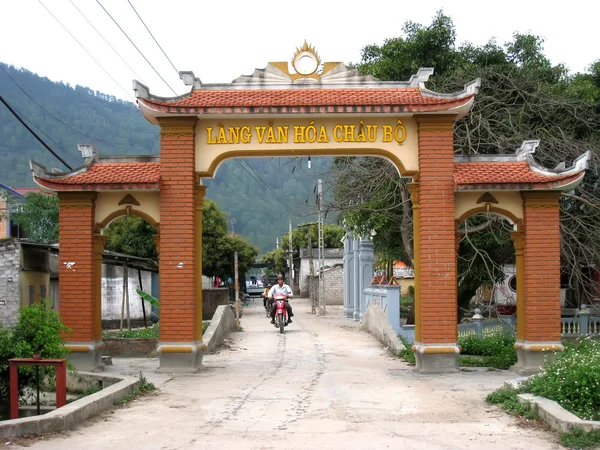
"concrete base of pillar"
66,341,105,372
344,308,354,318
353,309,361,322
412,343,460,374
157,342,204,373
510,340,564,375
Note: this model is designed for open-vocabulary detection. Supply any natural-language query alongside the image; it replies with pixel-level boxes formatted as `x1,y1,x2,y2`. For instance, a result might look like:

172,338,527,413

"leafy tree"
334,10,600,319
104,216,157,259
7,192,59,242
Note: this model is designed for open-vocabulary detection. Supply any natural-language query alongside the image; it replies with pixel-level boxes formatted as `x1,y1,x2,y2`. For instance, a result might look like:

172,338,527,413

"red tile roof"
141,88,472,111
454,162,573,185
35,162,160,191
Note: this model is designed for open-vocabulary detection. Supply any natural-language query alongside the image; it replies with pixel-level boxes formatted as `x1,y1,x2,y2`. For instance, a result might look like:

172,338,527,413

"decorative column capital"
152,233,160,250
407,182,420,209
158,117,197,136
511,230,525,255
195,185,207,210
58,192,97,207
414,115,455,132
521,191,561,208
94,235,107,256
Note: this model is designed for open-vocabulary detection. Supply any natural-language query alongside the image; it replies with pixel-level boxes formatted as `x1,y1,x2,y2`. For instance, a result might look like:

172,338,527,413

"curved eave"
34,177,160,192
455,172,586,192
137,95,474,125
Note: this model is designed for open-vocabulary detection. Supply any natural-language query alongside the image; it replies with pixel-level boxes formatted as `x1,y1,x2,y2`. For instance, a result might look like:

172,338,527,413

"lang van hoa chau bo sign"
204,120,407,145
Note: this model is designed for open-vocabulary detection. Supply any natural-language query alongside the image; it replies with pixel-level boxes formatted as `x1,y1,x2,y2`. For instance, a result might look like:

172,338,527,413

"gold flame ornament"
291,41,322,76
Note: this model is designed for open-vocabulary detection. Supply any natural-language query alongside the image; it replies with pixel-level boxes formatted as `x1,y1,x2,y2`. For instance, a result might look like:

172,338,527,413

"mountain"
0,63,333,253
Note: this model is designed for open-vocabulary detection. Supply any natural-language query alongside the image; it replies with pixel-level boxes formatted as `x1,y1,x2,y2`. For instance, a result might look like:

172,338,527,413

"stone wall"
0,241,20,327
0,199,7,239
310,266,344,306
298,247,343,297
202,288,230,321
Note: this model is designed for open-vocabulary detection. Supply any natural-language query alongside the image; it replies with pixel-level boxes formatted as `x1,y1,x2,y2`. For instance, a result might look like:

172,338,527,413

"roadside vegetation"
103,321,210,339
487,337,600,448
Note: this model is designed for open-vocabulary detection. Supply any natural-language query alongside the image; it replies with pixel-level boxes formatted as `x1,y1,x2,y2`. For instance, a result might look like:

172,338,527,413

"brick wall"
298,248,343,297
310,267,344,305
57,192,97,342
416,117,457,344
0,241,20,327
522,192,561,342
158,117,199,342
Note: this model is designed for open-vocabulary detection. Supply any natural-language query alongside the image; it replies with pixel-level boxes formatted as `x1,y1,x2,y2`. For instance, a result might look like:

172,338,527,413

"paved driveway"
27,299,561,449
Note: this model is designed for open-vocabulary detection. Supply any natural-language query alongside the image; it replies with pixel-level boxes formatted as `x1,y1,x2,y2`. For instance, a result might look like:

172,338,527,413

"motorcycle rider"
268,274,294,324
263,283,272,310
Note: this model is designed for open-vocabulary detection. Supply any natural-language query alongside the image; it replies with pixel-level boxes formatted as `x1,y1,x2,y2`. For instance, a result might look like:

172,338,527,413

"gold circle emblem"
291,41,322,76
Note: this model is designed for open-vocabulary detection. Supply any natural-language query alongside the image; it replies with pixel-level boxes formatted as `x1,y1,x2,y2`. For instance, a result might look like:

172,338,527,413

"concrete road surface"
24,299,561,449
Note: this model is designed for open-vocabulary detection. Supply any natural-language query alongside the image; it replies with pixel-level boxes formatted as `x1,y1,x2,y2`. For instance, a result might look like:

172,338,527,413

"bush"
407,285,415,298
0,299,70,408
560,427,600,449
486,385,538,420
525,337,600,421
458,333,517,369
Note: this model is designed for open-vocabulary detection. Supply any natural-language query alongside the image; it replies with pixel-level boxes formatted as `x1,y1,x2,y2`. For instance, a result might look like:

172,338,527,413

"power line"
235,160,294,213
95,0,178,96
0,63,128,148
220,165,282,211
127,0,179,77
0,95,73,170
68,0,146,85
37,0,134,101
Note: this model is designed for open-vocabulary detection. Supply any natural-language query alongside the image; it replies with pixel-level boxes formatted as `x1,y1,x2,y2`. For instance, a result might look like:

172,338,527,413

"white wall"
102,264,153,321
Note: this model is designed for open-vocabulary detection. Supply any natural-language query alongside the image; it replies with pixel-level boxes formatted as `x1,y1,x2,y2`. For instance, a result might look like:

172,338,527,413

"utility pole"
234,251,240,329
230,218,236,235
298,222,317,313
288,219,294,284
276,237,280,249
317,179,325,314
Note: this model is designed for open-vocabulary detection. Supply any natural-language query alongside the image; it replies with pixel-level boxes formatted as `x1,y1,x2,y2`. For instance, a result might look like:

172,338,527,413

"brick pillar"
57,192,103,371
412,116,459,373
513,192,563,374
156,116,203,372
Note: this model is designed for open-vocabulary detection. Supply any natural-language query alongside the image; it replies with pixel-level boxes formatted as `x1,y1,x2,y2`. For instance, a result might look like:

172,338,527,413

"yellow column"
512,230,525,341
195,185,207,342
407,183,421,343
94,234,107,343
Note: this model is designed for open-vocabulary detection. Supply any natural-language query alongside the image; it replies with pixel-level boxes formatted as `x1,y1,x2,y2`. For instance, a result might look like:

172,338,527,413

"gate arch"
30,45,590,374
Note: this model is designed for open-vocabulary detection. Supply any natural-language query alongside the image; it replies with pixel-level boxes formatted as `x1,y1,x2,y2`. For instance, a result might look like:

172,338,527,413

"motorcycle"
272,294,288,333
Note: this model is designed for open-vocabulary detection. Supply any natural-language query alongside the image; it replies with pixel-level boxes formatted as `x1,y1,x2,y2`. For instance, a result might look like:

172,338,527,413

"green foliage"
104,216,157,259
135,289,159,319
113,372,155,406
202,199,258,279
485,386,539,420
397,335,416,365
524,338,600,421
7,192,59,242
560,427,600,449
458,333,517,369
104,324,159,339
407,285,415,298
0,299,70,406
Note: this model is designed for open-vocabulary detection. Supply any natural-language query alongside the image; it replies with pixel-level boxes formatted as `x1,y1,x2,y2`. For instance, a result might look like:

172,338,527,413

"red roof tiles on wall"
36,162,160,188
454,162,572,185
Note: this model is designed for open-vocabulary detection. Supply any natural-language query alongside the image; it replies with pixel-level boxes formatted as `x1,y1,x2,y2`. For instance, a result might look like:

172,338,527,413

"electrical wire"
127,0,179,78
0,63,128,147
68,0,146,85
95,0,178,96
0,95,73,170
37,0,135,101
235,159,295,213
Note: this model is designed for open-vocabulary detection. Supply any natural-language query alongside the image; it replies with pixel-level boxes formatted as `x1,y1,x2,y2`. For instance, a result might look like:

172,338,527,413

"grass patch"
458,333,517,369
113,372,156,406
103,322,210,339
560,428,600,449
486,386,538,420
397,335,416,365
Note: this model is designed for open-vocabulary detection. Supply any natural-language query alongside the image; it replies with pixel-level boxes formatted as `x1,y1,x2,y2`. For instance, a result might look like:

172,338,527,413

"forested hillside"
0,63,333,252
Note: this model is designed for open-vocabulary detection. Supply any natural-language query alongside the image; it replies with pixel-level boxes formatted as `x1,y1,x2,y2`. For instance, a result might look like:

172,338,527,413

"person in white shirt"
268,274,294,324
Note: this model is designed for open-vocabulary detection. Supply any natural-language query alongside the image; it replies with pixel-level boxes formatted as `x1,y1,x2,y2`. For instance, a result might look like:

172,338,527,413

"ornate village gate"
31,44,590,373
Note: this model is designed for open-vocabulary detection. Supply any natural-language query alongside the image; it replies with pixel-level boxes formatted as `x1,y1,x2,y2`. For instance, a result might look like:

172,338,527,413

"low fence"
363,280,600,342
561,306,600,338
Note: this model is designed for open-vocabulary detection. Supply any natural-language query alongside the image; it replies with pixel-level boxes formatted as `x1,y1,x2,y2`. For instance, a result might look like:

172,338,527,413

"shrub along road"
26,299,561,449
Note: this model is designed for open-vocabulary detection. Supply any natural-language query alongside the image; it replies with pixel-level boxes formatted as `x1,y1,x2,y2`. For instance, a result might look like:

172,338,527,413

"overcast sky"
1,0,598,102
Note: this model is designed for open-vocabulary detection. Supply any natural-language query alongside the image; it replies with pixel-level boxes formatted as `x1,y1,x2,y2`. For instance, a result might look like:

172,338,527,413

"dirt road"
26,299,560,449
